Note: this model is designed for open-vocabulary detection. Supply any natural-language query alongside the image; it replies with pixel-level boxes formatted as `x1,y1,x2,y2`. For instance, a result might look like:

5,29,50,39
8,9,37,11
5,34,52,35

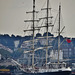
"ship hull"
0,73,11,75
24,71,71,75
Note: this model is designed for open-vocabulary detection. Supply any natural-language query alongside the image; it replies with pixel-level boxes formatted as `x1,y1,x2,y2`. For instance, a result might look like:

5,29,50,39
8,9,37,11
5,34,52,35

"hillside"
0,33,75,60
0,49,12,59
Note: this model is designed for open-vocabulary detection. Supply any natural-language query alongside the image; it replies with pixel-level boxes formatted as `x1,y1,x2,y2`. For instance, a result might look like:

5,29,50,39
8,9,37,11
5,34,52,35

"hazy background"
0,0,75,38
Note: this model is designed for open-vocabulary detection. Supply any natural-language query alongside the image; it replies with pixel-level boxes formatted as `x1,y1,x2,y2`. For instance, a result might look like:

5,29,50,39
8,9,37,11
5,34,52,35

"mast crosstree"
22,1,71,75
40,0,54,68
24,0,54,69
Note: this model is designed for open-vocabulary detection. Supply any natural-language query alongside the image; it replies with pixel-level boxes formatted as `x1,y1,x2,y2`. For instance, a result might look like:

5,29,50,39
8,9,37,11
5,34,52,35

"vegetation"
0,49,11,58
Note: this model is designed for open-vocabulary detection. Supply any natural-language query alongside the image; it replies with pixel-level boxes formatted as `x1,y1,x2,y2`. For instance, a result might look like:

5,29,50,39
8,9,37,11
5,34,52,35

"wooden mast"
24,0,39,69
58,4,61,64
24,0,53,69
46,0,49,68
32,0,35,69
40,0,53,68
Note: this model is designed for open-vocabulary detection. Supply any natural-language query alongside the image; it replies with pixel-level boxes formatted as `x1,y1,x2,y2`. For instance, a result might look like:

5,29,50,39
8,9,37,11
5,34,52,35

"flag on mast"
66,39,71,43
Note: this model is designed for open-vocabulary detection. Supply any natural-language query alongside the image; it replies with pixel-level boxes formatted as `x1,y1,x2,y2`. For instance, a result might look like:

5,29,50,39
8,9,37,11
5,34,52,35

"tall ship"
16,0,72,75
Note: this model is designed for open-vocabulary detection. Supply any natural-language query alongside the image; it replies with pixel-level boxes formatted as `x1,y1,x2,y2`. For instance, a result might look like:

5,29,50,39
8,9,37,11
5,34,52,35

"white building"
50,50,63,60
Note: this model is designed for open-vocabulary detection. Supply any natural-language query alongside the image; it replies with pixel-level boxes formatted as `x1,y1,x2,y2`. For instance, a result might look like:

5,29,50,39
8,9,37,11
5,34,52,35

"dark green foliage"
12,49,23,59
0,49,11,58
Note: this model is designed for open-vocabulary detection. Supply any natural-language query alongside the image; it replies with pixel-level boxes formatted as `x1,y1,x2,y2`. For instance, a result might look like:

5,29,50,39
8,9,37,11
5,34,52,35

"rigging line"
44,12,48,31
35,12,40,33
61,13,64,26
36,0,46,18
36,23,40,33
49,0,52,8
53,38,57,50
52,9,58,12
49,0,58,12
61,13,67,37
39,12,47,33
24,16,32,35
24,22,27,36
41,0,46,9
51,13,59,32
49,0,53,17
52,36,63,51
37,0,47,31
49,1,54,33
40,19,45,33
70,41,73,47
40,8,47,26
28,16,33,35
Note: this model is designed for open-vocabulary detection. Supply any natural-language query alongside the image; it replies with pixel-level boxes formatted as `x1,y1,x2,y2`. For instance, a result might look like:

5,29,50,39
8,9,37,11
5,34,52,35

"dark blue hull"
0,73,11,75
24,71,71,75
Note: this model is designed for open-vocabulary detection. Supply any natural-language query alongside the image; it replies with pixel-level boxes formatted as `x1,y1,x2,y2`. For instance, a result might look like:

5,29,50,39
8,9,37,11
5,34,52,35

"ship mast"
40,0,53,67
58,4,61,64
46,0,49,68
24,0,39,69
32,0,35,69
24,0,53,69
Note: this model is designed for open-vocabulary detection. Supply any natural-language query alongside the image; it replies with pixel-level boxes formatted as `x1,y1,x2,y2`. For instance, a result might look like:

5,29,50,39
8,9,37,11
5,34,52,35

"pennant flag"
66,39,71,43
